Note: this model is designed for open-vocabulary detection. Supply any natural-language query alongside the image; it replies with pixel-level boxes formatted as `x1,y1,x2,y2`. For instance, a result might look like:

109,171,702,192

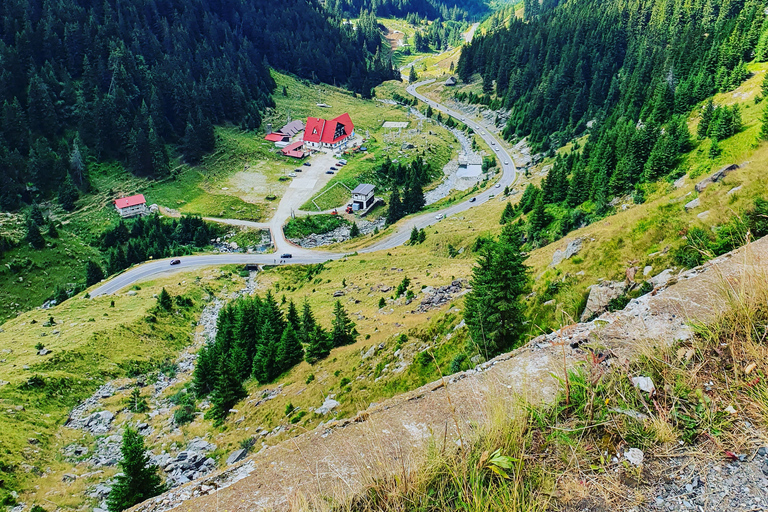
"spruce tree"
304,324,331,364
286,299,301,333
409,225,420,244
157,287,172,310
47,220,59,238
760,99,768,141
409,65,418,83
349,222,360,237
386,187,403,225
209,353,247,422
276,324,304,373
106,427,164,512
58,175,79,211
192,345,217,397
84,260,104,286
500,202,515,224
330,300,358,348
464,223,529,358
698,100,715,139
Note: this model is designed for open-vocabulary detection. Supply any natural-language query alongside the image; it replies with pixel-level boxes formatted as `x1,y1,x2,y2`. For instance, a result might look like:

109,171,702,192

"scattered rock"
62,473,77,482
631,376,655,394
684,197,700,210
643,265,653,276
226,449,248,465
127,290,137,296
333,290,345,297
315,395,340,415
416,279,469,313
624,448,644,466
37,348,51,356
695,164,739,192
697,210,709,219
551,238,583,267
728,185,742,195
625,266,639,283
673,175,686,189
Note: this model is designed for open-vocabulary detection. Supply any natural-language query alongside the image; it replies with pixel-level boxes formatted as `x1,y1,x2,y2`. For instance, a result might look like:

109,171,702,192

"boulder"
643,265,652,276
226,448,248,465
684,197,700,210
625,266,639,283
695,164,739,192
86,411,115,434
332,290,345,297
550,238,583,267
315,395,340,415
187,439,216,453
673,175,686,189
580,280,627,321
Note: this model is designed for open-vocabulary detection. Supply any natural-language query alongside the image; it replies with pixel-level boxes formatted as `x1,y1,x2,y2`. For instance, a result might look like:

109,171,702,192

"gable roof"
352,183,375,196
264,132,286,142
114,194,146,209
304,117,326,143
303,113,354,144
278,120,305,137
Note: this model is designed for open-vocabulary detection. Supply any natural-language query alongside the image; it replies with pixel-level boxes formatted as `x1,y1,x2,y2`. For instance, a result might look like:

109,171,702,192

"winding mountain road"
90,80,517,297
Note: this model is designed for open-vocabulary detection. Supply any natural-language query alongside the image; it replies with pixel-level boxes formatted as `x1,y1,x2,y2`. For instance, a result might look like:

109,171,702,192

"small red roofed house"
114,194,148,218
303,113,355,150
264,132,287,143
281,141,307,159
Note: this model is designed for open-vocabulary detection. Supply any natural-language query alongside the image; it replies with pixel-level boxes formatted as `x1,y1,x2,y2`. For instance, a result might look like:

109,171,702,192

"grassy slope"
0,268,235,507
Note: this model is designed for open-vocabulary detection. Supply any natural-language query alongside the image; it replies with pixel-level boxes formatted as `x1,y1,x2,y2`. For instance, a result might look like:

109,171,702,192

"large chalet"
302,113,355,150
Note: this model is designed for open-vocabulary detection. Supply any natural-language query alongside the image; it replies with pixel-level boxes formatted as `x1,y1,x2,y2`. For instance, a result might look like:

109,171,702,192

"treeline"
410,19,468,52
0,0,394,211
457,0,765,206
325,0,487,21
99,215,219,275
374,157,435,224
192,294,358,421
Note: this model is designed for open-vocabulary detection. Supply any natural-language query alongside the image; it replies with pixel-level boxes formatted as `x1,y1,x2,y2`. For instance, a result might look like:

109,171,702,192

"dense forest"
0,0,395,212
458,0,766,245
325,0,488,21
192,293,358,422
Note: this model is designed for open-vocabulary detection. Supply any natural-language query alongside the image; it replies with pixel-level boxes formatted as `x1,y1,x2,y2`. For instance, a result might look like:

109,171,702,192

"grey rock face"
580,281,627,321
684,197,700,210
226,449,248,465
695,164,739,192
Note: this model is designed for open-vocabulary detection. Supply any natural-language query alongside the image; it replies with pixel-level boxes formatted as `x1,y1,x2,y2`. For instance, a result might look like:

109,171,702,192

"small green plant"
339,377,351,387
305,373,315,384
378,297,386,308
172,392,196,425
35,342,45,351
285,402,294,416
127,387,149,414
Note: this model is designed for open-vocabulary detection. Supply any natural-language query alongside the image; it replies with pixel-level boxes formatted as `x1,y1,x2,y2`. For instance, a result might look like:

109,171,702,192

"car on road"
494,147,499,152
330,166,338,170
326,170,334,174
504,161,509,165
280,253,293,259
491,141,495,145
469,197,477,203
495,183,501,188
288,173,296,177
303,162,311,166
170,259,181,265
435,214,444,220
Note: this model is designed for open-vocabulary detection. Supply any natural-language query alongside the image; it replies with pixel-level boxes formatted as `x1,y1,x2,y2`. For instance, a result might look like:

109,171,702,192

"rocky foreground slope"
131,236,768,512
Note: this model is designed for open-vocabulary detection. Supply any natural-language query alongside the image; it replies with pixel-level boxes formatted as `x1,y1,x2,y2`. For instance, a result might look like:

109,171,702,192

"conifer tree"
349,222,360,237
760,99,768,141
106,427,164,512
286,299,301,333
464,223,529,358
304,324,331,364
157,288,172,310
331,300,358,348
85,260,104,286
209,353,246,421
409,225,420,244
409,65,418,83
698,100,715,139
276,324,304,373
192,345,217,397
47,220,59,238
386,187,403,225
500,202,515,224
58,175,79,211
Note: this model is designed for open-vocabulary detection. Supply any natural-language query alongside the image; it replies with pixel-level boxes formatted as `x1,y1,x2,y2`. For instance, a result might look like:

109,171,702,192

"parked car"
170,259,181,265
338,159,347,165
295,169,302,173
326,170,334,174
280,253,293,259
288,173,296,177
330,166,338,170
303,162,311,166
469,197,477,203
336,162,345,166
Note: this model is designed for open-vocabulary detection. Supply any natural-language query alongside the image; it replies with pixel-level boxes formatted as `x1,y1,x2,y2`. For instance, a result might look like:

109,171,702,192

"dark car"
326,170,334,174
303,162,311,166
280,253,293,259
336,162,345,166
295,169,302,173
469,197,477,203
170,259,181,265
330,166,338,170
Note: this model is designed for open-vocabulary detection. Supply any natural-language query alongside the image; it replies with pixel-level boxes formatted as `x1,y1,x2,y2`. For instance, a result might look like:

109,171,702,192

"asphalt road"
90,81,518,297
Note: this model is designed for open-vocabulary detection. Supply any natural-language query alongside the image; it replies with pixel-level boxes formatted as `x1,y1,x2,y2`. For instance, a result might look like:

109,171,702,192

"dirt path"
130,234,768,512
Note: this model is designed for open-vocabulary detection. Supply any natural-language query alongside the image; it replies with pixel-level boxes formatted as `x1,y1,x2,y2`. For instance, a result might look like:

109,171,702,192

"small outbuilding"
114,194,148,218
281,141,307,159
444,76,457,86
351,184,375,211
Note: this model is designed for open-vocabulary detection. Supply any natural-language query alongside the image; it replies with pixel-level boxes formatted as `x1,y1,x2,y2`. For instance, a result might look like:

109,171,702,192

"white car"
494,147,499,152
288,173,297,177
491,141,495,145
504,161,509,165
435,214,444,220
495,183,501,188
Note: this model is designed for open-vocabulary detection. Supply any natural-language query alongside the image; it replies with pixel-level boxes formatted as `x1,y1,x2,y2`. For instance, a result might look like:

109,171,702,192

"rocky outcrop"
695,164,739,192
580,280,627,321
416,279,469,313
551,238,583,267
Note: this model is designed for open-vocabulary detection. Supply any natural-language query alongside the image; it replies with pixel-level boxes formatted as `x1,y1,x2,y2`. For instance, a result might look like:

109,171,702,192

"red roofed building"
264,132,287,143
303,113,355,150
114,194,148,218
281,141,307,159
